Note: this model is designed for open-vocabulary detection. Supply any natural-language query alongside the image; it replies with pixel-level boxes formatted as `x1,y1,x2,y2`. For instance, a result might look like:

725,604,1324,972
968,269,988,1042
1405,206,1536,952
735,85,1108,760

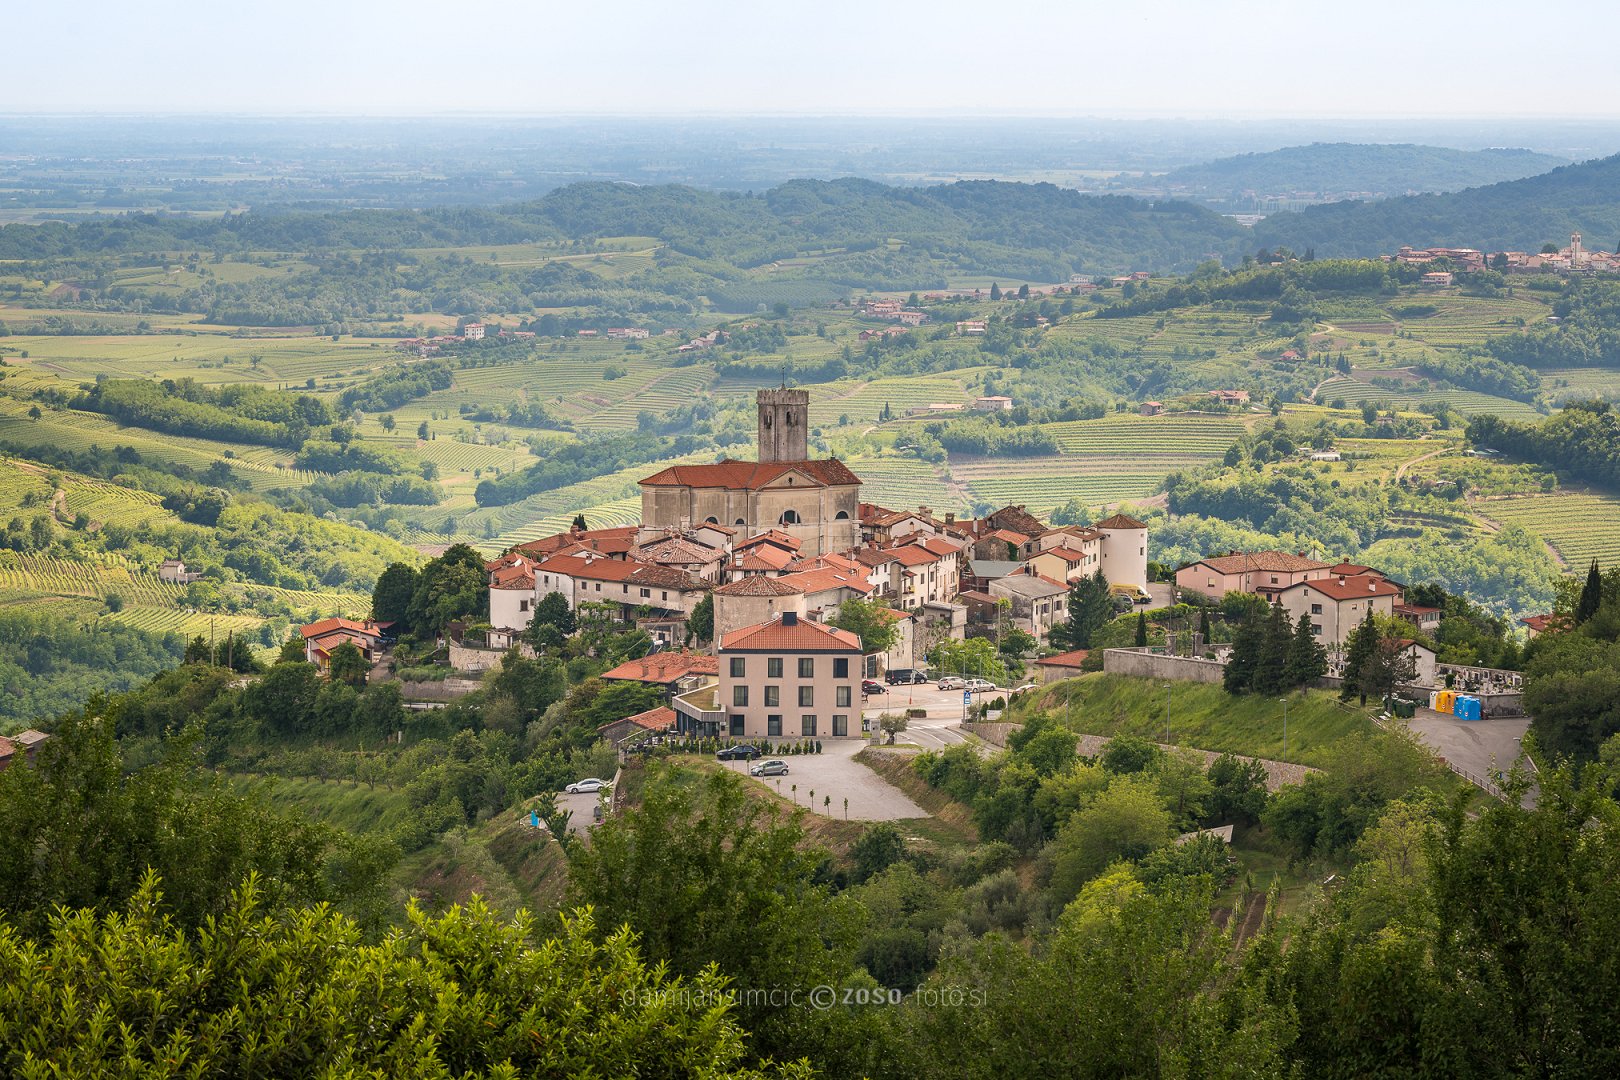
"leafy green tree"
326,640,368,689
406,544,488,636
879,713,909,744
1155,749,1213,830
533,590,576,634
369,561,419,626
1204,752,1269,826
927,636,1007,684
685,591,714,644
0,879,806,1079
1224,610,1263,693
1251,603,1290,695
0,713,389,935
242,661,322,736
1134,611,1148,646
567,768,884,1075
831,597,899,657
1045,777,1173,905
184,634,211,664
850,822,907,884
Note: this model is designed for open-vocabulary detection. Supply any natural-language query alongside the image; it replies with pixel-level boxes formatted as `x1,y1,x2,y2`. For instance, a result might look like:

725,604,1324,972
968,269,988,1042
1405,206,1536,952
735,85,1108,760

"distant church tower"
1571,232,1584,268
757,387,809,462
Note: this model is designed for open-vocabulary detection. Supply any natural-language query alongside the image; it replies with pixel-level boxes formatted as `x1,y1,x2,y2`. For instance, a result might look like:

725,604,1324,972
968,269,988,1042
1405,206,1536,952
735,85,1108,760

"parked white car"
964,678,996,693
565,778,608,794
937,676,966,690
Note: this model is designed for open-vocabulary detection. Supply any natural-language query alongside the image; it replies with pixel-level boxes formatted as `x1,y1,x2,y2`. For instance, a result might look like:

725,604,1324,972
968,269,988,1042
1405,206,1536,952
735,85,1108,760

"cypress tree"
1252,604,1290,695
1340,610,1378,703
1135,611,1148,647
1284,612,1328,688
1576,559,1603,625
1223,613,1263,694
1197,608,1211,646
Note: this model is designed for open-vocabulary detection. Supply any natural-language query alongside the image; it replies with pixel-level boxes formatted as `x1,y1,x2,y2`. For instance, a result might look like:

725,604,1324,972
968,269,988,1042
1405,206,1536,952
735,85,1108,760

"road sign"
963,690,972,705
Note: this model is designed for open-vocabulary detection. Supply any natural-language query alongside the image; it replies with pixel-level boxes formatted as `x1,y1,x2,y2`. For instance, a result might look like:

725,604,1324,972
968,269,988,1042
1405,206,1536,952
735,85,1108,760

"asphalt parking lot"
1406,708,1536,807
716,739,928,821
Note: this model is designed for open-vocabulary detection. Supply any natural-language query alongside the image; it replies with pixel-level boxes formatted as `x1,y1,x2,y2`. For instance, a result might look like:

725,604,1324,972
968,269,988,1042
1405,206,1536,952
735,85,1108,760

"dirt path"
1394,445,1451,483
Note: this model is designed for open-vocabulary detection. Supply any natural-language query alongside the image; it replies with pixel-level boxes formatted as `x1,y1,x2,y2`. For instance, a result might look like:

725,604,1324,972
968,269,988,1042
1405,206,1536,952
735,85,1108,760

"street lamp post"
1279,696,1289,758
1162,682,1172,745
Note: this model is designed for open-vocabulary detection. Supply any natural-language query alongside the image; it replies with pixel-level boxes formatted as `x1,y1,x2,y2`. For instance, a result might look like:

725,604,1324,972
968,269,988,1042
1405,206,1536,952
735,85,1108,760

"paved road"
1406,708,1537,807
862,683,1005,749
554,786,611,837
718,739,927,821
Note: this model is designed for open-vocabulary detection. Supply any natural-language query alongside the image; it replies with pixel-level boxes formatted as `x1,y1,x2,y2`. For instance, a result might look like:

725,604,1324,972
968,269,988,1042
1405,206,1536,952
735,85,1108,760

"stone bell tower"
756,387,809,462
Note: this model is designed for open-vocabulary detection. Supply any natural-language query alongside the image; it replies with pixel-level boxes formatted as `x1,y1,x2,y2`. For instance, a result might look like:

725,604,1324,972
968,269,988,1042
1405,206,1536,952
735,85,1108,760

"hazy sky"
11,0,1620,117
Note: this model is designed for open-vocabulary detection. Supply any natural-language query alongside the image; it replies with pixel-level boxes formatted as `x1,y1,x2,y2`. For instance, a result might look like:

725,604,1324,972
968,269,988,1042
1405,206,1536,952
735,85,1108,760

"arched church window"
780,509,801,525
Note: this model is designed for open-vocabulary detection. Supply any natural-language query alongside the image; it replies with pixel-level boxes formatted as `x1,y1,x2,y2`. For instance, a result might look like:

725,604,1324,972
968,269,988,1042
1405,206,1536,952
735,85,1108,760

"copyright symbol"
809,984,835,1010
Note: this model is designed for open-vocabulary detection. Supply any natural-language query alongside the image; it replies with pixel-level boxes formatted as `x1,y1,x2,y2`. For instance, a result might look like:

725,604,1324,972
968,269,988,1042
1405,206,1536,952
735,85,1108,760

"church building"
638,388,862,557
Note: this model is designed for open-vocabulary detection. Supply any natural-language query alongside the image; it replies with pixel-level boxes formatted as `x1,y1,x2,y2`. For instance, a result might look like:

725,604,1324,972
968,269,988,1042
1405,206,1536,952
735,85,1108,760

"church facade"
638,389,862,557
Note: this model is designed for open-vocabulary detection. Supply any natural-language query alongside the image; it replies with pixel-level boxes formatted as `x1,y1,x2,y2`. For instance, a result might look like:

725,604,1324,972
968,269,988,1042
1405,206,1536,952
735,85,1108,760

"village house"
955,320,987,335
699,612,865,741
1139,401,1164,416
712,575,809,642
300,617,390,673
1175,550,1333,602
1208,389,1251,406
158,558,203,584
987,570,1070,640
1034,649,1091,683
0,729,50,771
596,705,679,747
1272,574,1405,647
462,323,485,340
971,395,1013,411
599,650,719,700
504,551,710,627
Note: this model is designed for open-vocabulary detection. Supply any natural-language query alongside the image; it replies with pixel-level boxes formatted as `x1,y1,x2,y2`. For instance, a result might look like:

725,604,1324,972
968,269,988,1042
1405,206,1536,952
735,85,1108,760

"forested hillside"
1160,142,1564,201
1252,153,1620,256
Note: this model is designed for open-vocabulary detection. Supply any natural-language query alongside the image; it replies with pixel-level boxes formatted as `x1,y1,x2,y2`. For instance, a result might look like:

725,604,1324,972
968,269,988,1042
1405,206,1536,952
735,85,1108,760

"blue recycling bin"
1454,696,1482,721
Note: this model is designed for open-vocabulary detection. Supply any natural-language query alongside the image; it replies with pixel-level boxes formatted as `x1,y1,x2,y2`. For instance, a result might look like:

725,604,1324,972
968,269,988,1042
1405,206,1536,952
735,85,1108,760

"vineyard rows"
1482,493,1620,568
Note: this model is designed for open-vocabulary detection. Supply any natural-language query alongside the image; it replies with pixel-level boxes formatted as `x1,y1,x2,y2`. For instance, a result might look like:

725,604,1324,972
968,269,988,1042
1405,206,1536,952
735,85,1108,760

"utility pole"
1280,695,1289,758
1162,681,1173,745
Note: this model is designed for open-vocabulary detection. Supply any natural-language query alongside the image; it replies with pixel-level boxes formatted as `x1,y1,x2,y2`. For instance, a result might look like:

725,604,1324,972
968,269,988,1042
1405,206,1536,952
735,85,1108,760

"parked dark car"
885,668,930,685
716,743,760,761
861,679,887,695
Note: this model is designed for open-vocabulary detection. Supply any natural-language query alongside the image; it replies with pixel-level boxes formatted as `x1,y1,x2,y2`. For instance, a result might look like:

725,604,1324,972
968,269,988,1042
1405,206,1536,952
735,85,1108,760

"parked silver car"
749,759,789,777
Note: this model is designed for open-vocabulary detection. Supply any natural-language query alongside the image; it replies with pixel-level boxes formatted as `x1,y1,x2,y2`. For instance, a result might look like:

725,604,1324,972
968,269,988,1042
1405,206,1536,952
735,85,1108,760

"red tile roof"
888,545,938,567
714,576,805,597
1040,546,1090,564
1289,575,1403,602
985,528,1028,544
300,617,383,640
600,651,720,684
732,546,796,572
782,566,873,597
1195,551,1331,575
598,705,679,735
533,553,707,591
736,529,801,552
1521,613,1562,633
1094,513,1148,530
640,458,862,490
720,615,862,653
1035,649,1091,667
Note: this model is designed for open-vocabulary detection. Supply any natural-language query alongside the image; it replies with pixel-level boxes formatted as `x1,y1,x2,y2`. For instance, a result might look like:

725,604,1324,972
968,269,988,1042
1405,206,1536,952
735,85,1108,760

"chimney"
945,512,955,526
782,611,799,626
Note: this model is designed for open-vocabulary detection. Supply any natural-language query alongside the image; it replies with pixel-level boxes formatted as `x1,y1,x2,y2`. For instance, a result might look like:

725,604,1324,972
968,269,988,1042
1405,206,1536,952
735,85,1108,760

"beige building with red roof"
707,611,864,740
1175,550,1333,601
1273,574,1405,647
299,617,390,673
